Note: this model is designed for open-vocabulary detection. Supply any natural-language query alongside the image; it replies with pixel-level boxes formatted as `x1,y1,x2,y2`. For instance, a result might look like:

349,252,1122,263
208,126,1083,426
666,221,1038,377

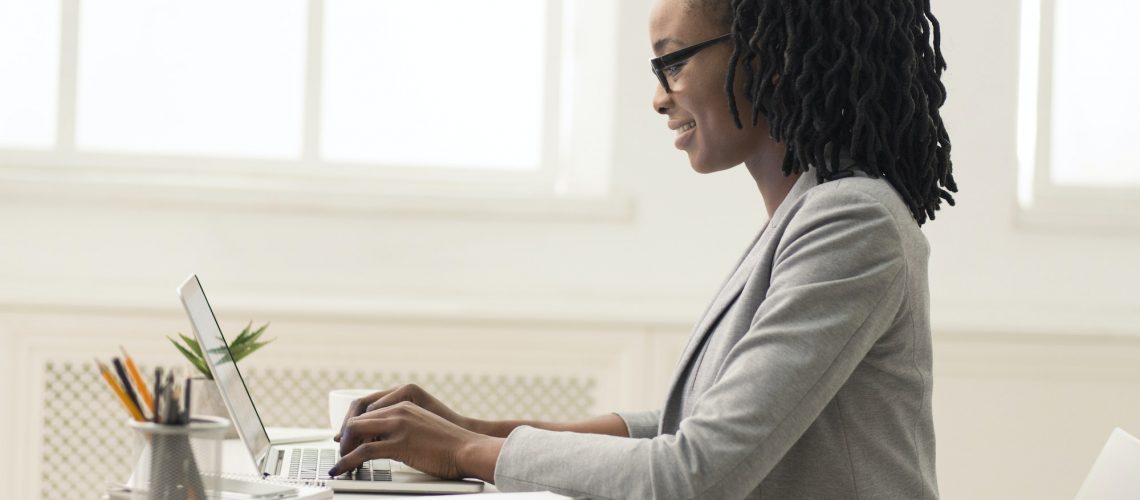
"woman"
331,0,957,497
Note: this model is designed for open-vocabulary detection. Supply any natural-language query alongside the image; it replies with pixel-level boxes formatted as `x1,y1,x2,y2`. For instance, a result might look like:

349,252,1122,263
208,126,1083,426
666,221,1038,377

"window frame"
1017,0,1140,230
0,0,628,219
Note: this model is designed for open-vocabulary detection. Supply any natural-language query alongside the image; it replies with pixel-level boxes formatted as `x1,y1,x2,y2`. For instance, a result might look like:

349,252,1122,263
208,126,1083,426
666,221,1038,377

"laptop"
177,274,485,494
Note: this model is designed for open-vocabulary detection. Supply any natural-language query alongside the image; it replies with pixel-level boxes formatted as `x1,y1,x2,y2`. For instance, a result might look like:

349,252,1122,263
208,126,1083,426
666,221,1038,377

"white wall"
1,0,1138,498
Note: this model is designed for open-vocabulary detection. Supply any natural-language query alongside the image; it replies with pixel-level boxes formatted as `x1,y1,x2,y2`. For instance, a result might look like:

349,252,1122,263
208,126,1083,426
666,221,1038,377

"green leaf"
232,321,254,346
168,336,212,379
220,344,243,364
182,321,272,367
228,322,271,358
178,333,203,358
244,322,270,345
232,340,272,363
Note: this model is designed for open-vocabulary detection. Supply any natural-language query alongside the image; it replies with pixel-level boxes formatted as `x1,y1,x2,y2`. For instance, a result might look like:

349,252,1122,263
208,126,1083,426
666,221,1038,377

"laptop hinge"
272,449,286,476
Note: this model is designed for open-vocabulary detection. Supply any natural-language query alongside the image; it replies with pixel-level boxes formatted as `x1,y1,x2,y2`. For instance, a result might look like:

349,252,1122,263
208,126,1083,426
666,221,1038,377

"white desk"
220,430,565,498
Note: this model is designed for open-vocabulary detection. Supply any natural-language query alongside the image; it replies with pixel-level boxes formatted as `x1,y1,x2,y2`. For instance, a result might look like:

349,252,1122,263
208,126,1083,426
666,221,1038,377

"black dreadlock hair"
691,0,957,225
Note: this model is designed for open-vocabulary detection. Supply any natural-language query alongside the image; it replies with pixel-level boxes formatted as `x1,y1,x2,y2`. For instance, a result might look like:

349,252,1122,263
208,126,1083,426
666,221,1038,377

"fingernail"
328,467,338,477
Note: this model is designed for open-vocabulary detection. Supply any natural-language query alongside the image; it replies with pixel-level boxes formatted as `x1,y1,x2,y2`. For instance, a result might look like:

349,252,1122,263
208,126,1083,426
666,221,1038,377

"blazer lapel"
659,170,819,432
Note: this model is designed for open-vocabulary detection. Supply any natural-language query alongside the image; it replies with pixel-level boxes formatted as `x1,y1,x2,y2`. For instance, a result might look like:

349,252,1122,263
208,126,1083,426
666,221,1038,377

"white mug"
328,389,378,433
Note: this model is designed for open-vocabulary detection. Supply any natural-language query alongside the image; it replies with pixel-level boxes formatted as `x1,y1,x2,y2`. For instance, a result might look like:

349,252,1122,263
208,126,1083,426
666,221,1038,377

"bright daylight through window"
1047,0,1140,186
1020,0,1140,203
0,0,548,172
0,0,59,149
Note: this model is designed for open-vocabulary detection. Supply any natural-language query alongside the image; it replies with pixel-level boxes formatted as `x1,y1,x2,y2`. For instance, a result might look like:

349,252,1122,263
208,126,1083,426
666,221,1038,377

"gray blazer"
494,168,938,499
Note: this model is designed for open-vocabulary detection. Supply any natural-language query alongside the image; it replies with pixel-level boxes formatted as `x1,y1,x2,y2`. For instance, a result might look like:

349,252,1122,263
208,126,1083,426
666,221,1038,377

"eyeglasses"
650,33,732,93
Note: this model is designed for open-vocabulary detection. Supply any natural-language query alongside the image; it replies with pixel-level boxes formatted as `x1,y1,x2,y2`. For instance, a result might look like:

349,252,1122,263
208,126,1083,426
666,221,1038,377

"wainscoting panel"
6,308,1140,500
4,309,651,499
36,361,599,499
933,332,1140,500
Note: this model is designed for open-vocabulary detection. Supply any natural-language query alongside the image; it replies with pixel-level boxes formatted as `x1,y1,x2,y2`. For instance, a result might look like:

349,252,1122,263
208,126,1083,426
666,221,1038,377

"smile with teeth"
678,121,696,134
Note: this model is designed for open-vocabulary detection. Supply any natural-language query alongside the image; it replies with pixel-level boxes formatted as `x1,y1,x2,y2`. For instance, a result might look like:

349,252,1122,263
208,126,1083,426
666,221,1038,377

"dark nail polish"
328,467,338,477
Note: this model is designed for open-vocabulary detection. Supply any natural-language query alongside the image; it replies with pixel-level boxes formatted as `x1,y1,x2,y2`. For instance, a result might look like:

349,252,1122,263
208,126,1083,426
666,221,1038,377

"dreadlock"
691,0,957,225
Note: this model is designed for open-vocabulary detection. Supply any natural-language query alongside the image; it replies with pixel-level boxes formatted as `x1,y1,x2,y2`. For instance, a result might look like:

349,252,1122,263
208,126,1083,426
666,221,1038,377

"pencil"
153,367,163,424
112,357,147,421
96,359,144,422
183,376,192,424
121,346,154,414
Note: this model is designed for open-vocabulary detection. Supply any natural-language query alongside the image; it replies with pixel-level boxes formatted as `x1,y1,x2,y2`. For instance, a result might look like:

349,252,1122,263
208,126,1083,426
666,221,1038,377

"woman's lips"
674,121,696,149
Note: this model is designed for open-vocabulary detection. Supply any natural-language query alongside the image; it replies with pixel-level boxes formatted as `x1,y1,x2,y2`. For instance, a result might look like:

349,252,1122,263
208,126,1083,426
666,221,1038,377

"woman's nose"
651,83,671,115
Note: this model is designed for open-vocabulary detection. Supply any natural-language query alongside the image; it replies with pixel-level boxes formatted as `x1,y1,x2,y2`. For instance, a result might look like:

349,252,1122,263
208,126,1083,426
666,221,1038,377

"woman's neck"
744,145,799,218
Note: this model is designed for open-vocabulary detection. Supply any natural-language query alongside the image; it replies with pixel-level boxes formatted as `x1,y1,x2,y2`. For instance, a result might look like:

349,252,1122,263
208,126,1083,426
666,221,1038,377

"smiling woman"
649,12,773,179
330,0,957,498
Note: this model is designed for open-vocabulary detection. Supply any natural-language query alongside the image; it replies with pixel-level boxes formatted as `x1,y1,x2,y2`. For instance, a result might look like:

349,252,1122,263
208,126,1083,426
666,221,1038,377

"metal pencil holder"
126,416,229,500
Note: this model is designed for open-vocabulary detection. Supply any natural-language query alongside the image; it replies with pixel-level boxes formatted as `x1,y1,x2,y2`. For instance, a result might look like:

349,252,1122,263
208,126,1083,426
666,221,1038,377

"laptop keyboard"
287,448,392,481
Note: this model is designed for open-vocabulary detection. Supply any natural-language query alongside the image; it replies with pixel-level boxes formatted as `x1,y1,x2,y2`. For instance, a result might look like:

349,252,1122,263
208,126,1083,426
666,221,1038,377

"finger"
336,388,396,442
330,441,394,478
338,416,398,460
359,400,420,423
364,384,423,413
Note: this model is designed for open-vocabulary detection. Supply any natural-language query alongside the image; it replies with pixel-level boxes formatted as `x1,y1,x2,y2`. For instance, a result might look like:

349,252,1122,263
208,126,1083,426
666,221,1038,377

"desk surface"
221,431,565,498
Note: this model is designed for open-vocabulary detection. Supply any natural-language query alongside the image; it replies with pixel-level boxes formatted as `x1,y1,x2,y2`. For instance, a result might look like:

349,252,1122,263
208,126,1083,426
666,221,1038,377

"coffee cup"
328,389,378,433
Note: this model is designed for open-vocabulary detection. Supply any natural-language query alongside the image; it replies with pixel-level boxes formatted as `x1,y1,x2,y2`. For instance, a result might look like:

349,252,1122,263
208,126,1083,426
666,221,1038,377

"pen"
121,346,154,415
183,376,192,424
112,357,146,421
153,367,163,424
96,359,144,422
164,371,177,424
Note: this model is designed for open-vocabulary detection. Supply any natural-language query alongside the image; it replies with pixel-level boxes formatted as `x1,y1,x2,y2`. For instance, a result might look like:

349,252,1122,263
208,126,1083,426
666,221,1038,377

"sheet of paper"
378,492,569,499
265,426,335,444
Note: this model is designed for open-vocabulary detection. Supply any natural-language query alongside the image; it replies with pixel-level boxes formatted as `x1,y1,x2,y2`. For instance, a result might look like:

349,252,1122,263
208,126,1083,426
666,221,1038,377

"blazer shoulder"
795,175,918,232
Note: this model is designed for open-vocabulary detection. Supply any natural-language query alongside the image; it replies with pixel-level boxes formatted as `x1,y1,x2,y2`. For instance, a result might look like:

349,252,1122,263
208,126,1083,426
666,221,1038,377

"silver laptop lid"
177,274,272,472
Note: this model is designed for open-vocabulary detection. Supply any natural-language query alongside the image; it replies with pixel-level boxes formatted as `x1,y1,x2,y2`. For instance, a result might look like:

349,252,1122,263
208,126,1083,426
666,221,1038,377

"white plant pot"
189,377,239,439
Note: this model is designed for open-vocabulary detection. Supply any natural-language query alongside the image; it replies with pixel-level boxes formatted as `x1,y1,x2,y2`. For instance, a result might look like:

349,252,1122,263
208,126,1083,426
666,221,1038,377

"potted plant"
169,322,273,437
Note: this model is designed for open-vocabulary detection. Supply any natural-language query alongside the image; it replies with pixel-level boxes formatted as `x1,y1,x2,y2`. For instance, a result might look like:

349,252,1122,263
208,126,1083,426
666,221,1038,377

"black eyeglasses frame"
650,33,733,93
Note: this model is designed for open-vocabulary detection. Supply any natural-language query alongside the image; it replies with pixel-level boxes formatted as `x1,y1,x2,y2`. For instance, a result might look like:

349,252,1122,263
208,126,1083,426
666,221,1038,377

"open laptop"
177,274,484,494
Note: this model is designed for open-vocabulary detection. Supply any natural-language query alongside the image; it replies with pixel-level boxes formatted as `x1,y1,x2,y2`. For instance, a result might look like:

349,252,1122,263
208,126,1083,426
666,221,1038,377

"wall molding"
3,283,1138,337
0,162,636,223
0,278,707,329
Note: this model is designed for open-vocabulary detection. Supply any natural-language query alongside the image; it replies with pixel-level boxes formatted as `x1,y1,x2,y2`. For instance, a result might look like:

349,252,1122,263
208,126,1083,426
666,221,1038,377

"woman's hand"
334,384,481,442
330,401,504,482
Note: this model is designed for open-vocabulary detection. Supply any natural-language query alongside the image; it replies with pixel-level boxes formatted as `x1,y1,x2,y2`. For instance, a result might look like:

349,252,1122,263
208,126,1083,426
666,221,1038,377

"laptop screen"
178,274,272,469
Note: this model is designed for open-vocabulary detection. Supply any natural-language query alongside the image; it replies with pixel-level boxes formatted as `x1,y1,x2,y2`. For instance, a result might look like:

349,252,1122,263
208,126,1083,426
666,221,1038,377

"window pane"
0,0,59,148
75,0,306,158
1050,0,1140,185
322,0,546,170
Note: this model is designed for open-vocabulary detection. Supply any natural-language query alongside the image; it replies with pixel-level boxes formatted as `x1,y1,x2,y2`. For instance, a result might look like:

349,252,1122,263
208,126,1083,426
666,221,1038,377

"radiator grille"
40,361,596,499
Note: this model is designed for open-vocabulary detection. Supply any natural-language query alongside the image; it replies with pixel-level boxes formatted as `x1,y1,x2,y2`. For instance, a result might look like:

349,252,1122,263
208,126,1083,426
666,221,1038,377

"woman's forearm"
457,435,505,483
470,414,629,438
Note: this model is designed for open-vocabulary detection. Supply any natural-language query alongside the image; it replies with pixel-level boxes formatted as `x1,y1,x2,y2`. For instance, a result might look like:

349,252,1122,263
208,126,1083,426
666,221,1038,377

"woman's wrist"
466,418,519,438
457,434,504,483
464,417,496,436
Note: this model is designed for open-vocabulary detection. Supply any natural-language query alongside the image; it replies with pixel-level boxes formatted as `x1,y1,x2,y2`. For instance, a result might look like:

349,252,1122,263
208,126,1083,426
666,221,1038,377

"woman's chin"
687,156,730,174
685,153,710,173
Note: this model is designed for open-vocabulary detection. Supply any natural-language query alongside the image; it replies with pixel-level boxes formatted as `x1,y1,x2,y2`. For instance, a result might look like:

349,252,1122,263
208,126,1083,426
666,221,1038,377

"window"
75,0,308,158
1018,0,1140,214
0,0,619,205
321,0,546,170
0,0,59,149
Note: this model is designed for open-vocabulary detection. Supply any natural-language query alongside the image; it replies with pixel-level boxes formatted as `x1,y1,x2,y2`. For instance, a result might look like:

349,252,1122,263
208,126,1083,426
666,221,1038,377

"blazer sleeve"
494,187,908,500
615,410,662,439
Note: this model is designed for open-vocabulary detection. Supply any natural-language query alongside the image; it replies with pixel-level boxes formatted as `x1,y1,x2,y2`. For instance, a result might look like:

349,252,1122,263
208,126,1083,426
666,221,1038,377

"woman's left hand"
330,401,504,482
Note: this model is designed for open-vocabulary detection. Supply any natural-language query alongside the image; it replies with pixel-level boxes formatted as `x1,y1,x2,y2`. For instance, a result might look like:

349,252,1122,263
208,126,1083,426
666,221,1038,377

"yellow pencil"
120,346,154,414
96,359,145,422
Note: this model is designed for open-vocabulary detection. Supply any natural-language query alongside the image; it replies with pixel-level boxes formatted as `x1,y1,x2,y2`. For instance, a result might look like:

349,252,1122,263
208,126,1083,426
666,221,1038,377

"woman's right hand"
333,384,481,442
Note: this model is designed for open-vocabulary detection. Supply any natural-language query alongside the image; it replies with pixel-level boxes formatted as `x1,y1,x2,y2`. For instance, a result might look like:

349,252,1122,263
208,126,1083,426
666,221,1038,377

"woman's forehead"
649,0,720,54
